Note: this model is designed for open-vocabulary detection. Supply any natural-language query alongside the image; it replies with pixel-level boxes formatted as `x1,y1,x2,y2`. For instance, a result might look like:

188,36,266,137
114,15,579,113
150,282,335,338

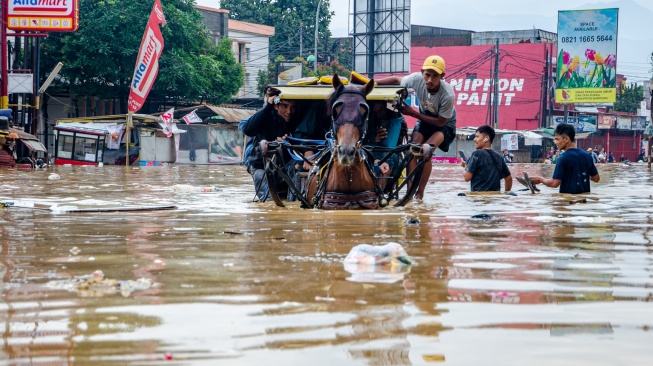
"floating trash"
405,217,420,225
344,242,413,266
48,173,60,180
471,213,493,220
46,270,153,297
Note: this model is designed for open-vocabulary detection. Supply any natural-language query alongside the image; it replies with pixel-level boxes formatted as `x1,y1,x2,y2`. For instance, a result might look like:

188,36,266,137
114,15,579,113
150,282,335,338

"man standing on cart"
377,55,457,200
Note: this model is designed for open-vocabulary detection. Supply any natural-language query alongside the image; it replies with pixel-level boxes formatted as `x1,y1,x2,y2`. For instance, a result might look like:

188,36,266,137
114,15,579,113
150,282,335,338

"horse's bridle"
330,87,370,144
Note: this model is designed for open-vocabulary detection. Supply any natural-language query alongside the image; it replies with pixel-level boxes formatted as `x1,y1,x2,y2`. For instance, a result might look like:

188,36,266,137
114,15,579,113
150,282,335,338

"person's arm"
591,173,600,182
504,175,512,192
241,104,274,136
530,176,561,188
376,76,403,85
463,170,473,182
399,106,448,127
463,153,476,182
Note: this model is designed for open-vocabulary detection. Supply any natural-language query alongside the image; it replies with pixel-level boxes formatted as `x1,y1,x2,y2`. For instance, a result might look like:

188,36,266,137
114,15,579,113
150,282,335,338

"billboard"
276,62,303,85
353,0,410,75
6,0,79,32
632,116,646,131
597,115,615,129
616,116,631,130
577,116,596,132
556,8,618,103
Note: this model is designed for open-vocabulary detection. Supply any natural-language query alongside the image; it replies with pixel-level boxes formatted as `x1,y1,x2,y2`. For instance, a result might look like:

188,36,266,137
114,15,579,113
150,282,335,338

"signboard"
501,134,519,151
553,116,576,126
577,116,596,132
276,62,303,85
616,116,631,130
597,115,615,129
556,8,619,103
7,0,79,32
632,116,646,131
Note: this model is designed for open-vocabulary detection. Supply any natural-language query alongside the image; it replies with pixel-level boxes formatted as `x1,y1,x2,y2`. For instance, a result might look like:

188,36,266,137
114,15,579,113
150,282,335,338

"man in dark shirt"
531,123,599,194
462,125,512,192
240,95,300,201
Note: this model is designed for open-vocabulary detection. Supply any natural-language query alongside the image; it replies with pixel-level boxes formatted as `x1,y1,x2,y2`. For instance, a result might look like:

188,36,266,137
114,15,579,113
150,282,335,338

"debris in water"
405,217,420,225
48,173,60,180
471,213,493,220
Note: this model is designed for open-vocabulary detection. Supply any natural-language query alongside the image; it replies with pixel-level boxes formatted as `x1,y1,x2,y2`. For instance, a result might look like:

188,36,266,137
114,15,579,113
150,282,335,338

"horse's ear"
363,78,375,96
332,73,342,89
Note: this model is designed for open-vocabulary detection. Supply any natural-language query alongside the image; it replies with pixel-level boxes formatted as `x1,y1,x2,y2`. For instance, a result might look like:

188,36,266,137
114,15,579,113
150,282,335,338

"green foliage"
40,0,243,113
220,0,333,61
614,83,644,113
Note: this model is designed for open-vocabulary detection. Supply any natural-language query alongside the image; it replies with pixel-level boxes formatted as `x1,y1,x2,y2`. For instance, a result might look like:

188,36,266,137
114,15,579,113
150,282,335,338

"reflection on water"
1,163,652,365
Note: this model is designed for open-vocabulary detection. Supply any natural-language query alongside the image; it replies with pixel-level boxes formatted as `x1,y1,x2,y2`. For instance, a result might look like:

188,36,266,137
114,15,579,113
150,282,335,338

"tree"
614,83,644,114
40,0,243,113
220,0,333,61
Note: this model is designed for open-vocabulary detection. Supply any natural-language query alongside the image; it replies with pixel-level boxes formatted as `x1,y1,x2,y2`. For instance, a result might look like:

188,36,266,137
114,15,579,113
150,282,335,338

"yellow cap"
422,55,445,74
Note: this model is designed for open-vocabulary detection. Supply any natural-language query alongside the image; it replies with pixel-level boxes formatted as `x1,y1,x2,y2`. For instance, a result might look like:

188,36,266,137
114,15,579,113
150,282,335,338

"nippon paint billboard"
411,43,549,130
7,0,80,32
555,8,619,103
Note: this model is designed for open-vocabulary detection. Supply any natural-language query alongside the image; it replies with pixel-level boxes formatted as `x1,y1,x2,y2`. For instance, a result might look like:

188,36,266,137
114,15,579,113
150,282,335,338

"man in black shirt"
462,125,512,192
530,123,599,194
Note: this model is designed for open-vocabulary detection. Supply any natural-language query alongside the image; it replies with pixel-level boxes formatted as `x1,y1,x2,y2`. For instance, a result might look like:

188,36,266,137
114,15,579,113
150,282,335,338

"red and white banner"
159,107,175,137
128,0,167,113
182,110,203,124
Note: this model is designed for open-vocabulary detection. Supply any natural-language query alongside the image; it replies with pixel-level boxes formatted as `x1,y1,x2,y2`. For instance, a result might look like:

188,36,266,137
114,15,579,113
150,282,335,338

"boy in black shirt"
462,125,512,192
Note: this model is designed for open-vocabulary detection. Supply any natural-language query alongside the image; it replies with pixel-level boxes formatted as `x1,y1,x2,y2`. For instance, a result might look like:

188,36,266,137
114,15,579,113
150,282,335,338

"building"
196,6,275,99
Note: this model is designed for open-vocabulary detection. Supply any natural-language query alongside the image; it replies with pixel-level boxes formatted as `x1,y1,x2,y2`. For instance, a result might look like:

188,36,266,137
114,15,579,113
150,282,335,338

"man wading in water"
530,123,600,194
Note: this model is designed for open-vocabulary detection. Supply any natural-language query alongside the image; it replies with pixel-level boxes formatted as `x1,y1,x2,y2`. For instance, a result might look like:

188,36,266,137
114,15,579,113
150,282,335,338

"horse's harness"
306,86,386,209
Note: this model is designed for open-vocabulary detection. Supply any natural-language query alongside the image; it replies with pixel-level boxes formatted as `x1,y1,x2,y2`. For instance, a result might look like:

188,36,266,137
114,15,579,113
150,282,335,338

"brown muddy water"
1,163,652,365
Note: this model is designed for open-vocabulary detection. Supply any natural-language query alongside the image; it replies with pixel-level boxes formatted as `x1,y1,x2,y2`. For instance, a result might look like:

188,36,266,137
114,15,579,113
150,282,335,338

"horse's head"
328,73,375,166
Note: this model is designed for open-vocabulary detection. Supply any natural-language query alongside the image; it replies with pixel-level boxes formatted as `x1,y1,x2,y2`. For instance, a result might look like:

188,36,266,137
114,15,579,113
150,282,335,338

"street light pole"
314,0,323,73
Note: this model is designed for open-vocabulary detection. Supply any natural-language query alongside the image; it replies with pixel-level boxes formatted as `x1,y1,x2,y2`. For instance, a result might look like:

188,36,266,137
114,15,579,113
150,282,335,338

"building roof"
195,5,229,14
228,19,275,37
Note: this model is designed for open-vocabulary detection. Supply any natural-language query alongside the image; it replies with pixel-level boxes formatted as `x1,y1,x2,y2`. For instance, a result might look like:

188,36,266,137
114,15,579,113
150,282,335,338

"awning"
522,131,543,145
575,106,600,113
22,139,47,153
269,85,407,101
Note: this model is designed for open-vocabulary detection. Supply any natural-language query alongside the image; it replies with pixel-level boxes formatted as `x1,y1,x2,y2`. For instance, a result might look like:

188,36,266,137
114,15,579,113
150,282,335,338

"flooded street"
1,163,652,365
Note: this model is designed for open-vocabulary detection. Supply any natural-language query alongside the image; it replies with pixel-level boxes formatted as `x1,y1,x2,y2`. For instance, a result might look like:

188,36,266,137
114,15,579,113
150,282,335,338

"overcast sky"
195,0,653,82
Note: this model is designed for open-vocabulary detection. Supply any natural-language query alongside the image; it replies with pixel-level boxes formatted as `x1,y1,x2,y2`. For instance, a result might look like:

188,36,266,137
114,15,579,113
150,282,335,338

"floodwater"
1,163,652,365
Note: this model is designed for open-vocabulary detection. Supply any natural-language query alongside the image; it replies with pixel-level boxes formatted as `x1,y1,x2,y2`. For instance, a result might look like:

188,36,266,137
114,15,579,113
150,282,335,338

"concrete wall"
229,29,270,98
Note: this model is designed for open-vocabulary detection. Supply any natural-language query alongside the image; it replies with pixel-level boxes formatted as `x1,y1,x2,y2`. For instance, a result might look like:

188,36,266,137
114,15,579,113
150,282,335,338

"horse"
305,75,385,209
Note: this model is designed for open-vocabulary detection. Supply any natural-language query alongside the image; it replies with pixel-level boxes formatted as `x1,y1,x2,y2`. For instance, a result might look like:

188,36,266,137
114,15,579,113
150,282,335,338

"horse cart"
258,77,433,209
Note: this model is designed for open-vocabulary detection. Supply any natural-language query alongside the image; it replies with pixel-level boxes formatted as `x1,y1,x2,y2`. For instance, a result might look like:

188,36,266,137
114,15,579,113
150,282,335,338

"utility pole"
299,22,302,58
314,0,324,73
492,39,500,129
367,0,376,79
541,45,550,129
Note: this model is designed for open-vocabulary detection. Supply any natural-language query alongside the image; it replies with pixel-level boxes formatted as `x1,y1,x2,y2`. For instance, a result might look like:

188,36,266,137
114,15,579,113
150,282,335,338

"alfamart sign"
6,0,79,32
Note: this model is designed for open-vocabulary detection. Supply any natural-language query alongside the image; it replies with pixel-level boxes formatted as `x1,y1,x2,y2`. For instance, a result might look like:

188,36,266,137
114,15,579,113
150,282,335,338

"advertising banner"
128,0,167,113
501,134,519,151
553,116,577,126
556,9,619,103
577,116,597,132
616,116,631,130
7,0,79,32
597,115,615,129
632,116,646,131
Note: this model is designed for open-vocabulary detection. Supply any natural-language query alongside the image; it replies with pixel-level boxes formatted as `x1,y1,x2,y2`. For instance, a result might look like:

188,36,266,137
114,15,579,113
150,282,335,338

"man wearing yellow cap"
377,55,456,200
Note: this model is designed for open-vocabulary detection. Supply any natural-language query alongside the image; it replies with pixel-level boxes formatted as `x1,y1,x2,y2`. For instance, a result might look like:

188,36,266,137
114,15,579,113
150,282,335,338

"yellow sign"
7,0,79,32
555,88,616,104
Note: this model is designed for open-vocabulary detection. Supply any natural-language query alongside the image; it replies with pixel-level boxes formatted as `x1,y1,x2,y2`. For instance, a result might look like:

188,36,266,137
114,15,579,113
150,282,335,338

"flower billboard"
556,9,619,103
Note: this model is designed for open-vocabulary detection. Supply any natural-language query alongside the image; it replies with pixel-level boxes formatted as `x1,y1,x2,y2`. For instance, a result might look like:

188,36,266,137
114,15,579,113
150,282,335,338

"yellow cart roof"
269,85,407,101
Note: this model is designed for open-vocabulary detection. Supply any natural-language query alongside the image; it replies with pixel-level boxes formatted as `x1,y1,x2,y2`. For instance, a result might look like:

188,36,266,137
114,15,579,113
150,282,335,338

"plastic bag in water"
344,242,413,266
343,243,414,284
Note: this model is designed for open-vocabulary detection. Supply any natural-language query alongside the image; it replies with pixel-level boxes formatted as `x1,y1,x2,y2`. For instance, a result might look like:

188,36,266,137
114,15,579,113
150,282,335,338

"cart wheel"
392,143,432,207
264,156,285,207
